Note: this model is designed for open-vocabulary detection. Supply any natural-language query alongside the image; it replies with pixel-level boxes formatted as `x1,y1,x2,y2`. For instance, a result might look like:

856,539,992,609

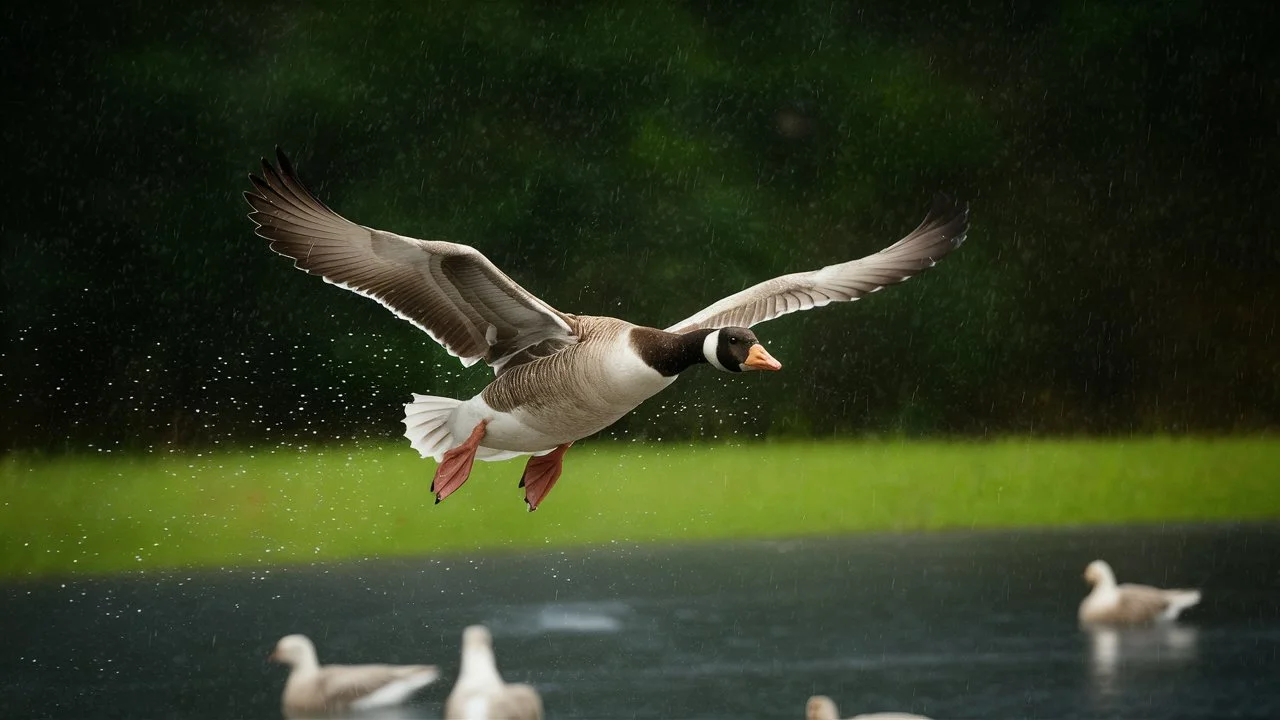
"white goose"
245,149,968,509
444,625,543,720
268,634,439,718
1079,559,1202,626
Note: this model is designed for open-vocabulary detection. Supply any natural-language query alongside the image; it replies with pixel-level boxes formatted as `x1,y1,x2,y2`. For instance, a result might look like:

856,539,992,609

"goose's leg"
431,420,487,504
519,442,573,511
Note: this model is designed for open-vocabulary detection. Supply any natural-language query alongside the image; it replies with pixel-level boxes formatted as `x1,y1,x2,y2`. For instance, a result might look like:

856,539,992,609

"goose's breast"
1079,588,1118,621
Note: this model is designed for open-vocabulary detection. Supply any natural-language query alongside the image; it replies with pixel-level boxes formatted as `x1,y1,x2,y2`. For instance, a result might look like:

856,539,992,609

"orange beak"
743,343,782,371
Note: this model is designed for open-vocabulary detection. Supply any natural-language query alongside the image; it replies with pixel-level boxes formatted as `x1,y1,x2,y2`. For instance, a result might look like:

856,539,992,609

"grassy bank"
2,437,1278,579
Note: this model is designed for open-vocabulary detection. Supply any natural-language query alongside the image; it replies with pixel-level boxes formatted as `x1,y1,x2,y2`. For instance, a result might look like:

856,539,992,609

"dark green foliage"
3,0,1278,450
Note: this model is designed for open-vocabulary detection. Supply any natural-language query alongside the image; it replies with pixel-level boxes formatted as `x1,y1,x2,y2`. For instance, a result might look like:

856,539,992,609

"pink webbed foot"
430,420,487,504
519,442,573,511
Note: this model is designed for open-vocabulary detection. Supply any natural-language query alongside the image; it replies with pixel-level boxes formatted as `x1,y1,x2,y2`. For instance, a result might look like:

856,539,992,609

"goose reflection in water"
1085,623,1199,700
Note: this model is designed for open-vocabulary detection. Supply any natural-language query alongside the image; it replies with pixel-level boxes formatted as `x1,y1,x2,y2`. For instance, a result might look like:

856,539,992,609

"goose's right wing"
665,195,969,334
245,149,577,373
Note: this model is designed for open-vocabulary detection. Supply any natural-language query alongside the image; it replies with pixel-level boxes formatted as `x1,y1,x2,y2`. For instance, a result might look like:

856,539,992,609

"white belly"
447,396,562,453
1078,588,1117,622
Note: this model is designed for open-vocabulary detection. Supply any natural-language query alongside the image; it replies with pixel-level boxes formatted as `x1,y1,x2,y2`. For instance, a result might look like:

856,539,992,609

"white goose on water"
268,634,438,718
1079,559,1202,626
444,625,542,720
245,149,968,510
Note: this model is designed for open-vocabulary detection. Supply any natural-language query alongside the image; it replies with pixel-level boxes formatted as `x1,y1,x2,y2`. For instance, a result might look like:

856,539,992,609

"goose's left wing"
245,149,577,375
665,196,969,334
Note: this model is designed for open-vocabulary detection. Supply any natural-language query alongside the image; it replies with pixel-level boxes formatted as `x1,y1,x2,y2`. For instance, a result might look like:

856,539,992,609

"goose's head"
462,624,493,650
702,327,782,373
806,695,840,720
459,625,501,676
269,634,318,668
1084,560,1116,587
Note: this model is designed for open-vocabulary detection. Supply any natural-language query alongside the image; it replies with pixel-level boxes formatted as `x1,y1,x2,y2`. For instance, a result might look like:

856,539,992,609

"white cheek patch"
702,330,729,371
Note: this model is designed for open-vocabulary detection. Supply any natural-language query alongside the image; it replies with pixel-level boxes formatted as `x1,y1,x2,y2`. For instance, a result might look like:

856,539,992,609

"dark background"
4,0,1278,452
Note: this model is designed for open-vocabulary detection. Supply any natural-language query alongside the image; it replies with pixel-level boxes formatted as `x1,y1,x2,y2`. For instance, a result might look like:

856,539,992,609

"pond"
2,523,1277,719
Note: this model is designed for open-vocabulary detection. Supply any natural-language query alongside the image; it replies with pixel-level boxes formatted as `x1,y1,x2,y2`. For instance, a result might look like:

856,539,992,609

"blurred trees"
3,0,1278,451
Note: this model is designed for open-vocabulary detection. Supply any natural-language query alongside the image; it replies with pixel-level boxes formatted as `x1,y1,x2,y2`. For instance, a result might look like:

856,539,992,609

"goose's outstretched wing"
244,149,577,374
664,196,969,334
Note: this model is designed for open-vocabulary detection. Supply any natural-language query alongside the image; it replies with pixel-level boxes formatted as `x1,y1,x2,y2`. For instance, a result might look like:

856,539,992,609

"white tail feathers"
403,394,462,462
1162,589,1202,620
402,394,531,463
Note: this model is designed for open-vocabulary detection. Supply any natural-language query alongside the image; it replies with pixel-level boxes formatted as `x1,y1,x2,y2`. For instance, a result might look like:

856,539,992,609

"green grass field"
2,437,1278,579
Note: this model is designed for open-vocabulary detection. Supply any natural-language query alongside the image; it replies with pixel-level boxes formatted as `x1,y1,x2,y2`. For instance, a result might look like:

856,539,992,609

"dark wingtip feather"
245,146,361,248
925,192,971,249
275,147,296,178
928,192,968,223
243,190,265,215
247,173,276,199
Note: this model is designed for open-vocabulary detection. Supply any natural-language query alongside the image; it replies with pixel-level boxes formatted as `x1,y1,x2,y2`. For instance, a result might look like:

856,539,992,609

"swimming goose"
806,695,931,720
245,149,968,510
269,634,439,718
1079,559,1202,626
444,625,543,720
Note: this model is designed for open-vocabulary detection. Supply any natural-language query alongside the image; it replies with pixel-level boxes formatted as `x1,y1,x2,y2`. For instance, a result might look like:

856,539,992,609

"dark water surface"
2,523,1278,719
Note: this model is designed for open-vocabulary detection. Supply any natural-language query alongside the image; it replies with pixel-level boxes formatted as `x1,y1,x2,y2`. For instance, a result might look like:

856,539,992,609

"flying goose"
268,634,439,718
245,149,968,510
1079,559,1202,626
806,695,931,720
444,625,543,720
